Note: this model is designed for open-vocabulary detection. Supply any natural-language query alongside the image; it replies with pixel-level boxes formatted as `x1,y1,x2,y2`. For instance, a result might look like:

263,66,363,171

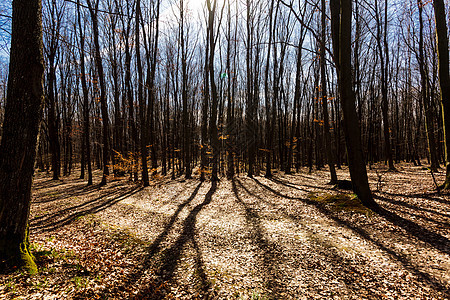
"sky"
0,1,11,64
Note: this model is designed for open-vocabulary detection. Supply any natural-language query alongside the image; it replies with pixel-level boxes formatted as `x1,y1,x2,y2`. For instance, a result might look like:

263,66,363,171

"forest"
0,0,449,298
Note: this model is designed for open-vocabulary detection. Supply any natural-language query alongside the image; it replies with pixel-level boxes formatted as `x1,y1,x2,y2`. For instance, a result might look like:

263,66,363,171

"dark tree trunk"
321,0,337,184
77,0,92,185
208,0,219,181
225,0,235,179
375,0,395,170
180,0,191,179
0,0,44,273
87,0,110,186
135,0,149,186
201,29,210,182
264,0,275,178
331,0,376,208
47,60,60,180
418,0,439,172
433,0,450,188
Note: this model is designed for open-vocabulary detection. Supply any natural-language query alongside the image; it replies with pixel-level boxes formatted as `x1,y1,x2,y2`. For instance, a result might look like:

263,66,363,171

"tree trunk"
207,0,219,181
332,0,376,208
135,0,149,186
321,0,337,184
0,0,44,273
433,0,450,188
418,0,439,172
180,0,191,179
87,0,110,186
77,0,92,185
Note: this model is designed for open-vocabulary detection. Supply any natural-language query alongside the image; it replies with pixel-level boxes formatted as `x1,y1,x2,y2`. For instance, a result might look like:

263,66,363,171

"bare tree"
433,0,450,189
331,0,376,208
0,0,44,272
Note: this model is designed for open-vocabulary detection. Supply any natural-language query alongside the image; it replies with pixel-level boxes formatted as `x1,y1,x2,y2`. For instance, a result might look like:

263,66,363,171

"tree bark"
135,0,149,186
0,0,44,273
87,0,110,186
207,0,219,181
321,0,337,184
418,0,439,172
332,0,376,208
77,0,92,185
433,0,450,188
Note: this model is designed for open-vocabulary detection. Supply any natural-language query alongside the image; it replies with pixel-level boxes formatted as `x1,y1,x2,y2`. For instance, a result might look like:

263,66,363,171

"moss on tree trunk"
0,225,37,274
0,0,44,274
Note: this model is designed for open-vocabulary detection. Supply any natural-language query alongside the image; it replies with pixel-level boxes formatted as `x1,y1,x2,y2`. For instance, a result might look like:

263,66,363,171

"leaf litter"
0,163,449,299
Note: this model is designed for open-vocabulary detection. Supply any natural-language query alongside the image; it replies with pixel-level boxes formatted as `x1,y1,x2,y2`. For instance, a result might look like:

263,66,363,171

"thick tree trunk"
332,0,376,208
0,0,44,273
433,0,450,189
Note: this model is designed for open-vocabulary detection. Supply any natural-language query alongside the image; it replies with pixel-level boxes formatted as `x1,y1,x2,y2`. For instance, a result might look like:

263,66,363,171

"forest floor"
0,163,449,299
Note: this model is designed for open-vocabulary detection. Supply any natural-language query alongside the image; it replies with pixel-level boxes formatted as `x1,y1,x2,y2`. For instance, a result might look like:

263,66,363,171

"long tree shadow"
373,195,450,255
236,177,382,298
145,182,203,258
375,196,450,219
268,176,311,193
256,177,450,256
115,182,217,299
156,182,217,285
33,182,100,204
91,182,206,299
32,178,66,189
251,176,450,296
137,182,218,298
389,206,450,229
381,191,450,206
232,178,289,296
31,185,126,223
235,178,303,223
31,185,143,232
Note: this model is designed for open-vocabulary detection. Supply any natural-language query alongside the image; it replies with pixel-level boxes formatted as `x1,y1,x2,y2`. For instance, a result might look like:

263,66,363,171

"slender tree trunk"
87,0,110,186
225,0,234,179
321,0,337,183
47,59,60,180
375,0,395,170
180,0,191,179
418,0,439,172
77,1,92,185
264,0,275,178
135,0,149,186
246,0,256,178
208,0,219,181
201,30,210,182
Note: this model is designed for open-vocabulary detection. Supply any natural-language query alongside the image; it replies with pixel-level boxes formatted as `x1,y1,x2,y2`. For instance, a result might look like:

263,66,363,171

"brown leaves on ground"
0,163,449,299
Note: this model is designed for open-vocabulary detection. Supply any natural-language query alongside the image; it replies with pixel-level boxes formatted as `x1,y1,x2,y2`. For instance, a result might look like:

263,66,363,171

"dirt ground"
0,163,449,299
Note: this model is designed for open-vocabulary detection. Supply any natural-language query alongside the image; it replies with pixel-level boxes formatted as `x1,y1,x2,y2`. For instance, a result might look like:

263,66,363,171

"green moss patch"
309,192,373,216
